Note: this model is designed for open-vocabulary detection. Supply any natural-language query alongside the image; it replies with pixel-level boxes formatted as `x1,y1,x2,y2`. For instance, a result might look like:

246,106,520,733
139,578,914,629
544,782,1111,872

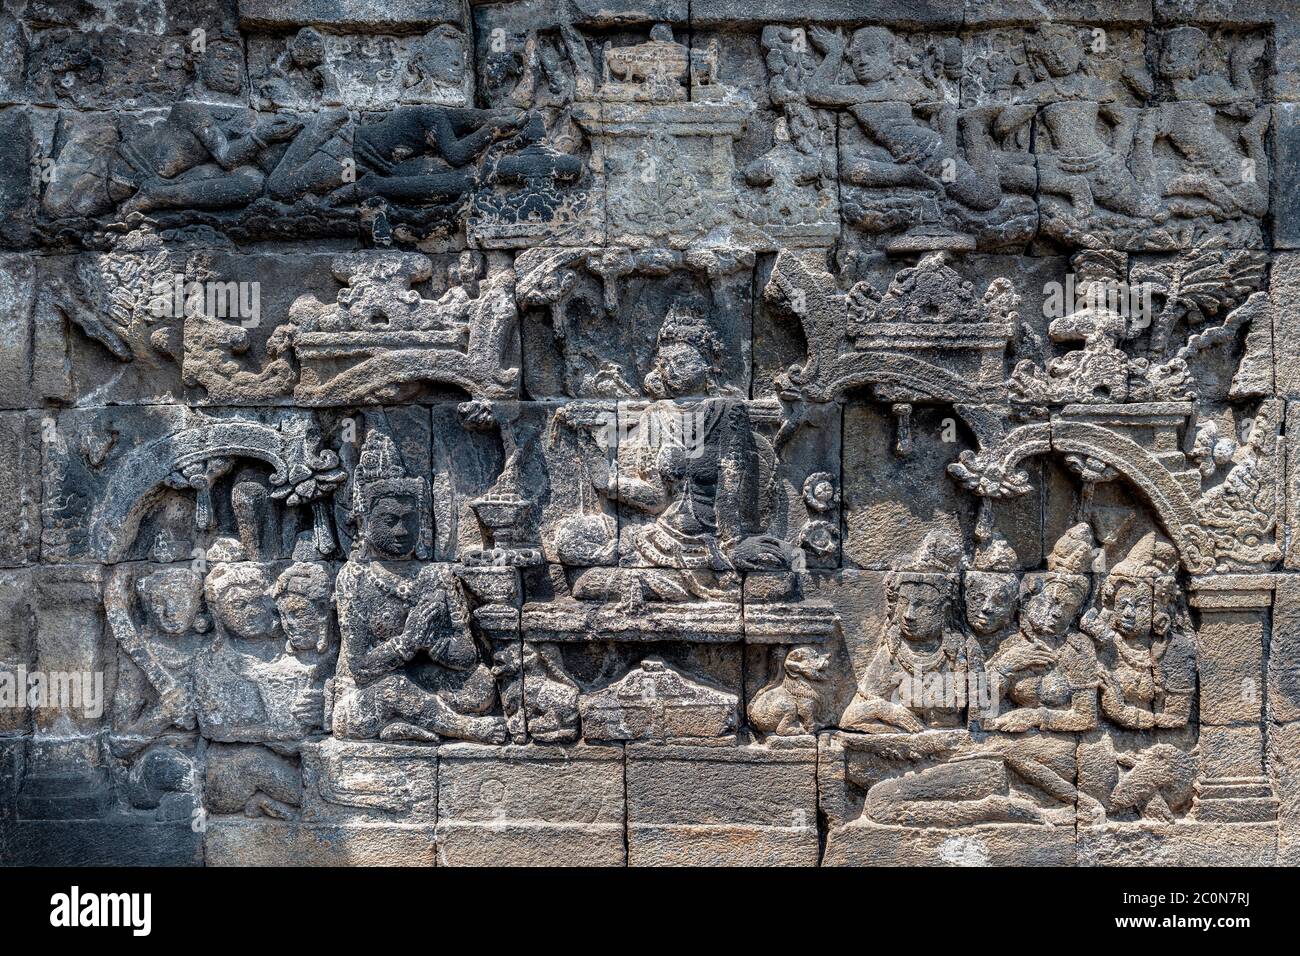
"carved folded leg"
1089,160,1153,217
843,157,944,194
864,757,1048,827
1038,167,1095,216
265,110,353,203
989,733,1078,809
1162,172,1240,217
430,662,499,716
119,164,266,216
338,674,507,744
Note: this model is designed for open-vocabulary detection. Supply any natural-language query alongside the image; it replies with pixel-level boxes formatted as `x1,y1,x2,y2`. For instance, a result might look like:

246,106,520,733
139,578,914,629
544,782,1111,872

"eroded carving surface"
2,0,1299,868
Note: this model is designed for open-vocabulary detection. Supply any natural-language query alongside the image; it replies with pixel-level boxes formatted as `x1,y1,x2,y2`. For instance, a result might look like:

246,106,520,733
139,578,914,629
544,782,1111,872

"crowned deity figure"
330,431,506,743
554,308,792,607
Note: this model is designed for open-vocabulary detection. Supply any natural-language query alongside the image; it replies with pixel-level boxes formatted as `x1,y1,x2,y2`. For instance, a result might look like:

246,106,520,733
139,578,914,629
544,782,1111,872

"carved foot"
379,722,441,743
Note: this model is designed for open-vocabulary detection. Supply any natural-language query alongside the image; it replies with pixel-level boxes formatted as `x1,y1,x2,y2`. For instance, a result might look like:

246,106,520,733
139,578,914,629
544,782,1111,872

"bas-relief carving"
3,0,1296,866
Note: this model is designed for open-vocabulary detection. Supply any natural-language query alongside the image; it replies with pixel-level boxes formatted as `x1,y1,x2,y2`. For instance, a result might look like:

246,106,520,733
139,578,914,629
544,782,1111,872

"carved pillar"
16,565,112,819
1188,574,1279,822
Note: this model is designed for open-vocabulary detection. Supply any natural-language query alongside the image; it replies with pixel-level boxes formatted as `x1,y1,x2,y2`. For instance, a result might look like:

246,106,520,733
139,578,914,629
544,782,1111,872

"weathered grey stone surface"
1,0,1299,868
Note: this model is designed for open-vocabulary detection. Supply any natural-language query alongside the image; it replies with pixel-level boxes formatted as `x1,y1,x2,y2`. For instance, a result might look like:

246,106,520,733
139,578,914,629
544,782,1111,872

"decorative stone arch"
90,420,303,563
965,420,1213,574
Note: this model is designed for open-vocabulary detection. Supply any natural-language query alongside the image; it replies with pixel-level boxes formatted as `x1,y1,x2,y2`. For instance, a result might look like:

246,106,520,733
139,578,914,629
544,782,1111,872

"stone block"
204,819,438,866
436,743,625,865
626,743,819,865
823,819,1076,866
301,739,438,824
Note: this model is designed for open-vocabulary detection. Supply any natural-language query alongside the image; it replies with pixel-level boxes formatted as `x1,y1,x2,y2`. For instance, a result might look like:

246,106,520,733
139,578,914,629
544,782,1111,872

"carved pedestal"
1189,575,1280,826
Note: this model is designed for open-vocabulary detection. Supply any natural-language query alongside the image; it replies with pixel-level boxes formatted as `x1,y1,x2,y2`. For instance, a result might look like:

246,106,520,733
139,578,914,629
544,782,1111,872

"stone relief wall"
2,0,1300,867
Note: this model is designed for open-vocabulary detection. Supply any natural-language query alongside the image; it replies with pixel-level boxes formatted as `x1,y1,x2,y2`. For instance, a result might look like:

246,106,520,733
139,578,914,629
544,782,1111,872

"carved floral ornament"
3,4,1295,868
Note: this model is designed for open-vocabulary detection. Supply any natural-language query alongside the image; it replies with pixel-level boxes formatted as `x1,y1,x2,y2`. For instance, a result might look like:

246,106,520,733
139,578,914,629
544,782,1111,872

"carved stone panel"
2,0,1298,871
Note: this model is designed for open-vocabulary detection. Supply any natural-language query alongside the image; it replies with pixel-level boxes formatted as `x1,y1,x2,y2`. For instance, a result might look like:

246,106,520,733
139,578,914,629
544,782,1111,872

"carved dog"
749,645,832,737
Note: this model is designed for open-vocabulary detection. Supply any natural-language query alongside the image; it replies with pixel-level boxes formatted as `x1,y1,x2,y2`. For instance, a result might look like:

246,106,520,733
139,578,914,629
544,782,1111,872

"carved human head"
1102,532,1180,642
204,563,277,641
1027,24,1084,78
1159,26,1206,80
1020,523,1096,640
847,28,895,84
272,562,333,653
889,530,963,645
761,26,806,85
351,431,425,560
197,38,244,96
137,567,204,637
963,535,1019,638
644,306,719,399
288,27,327,68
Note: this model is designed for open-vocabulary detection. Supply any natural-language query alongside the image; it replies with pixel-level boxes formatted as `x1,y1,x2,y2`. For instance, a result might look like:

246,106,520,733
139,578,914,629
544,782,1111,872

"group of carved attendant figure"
111,428,511,753
794,21,1268,247
840,523,1199,828
107,402,1205,824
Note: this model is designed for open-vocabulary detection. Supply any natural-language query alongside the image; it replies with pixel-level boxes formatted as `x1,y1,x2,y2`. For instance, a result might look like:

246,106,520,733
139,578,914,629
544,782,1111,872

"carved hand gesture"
291,687,324,726
808,26,843,55
996,643,1055,675
987,707,1042,733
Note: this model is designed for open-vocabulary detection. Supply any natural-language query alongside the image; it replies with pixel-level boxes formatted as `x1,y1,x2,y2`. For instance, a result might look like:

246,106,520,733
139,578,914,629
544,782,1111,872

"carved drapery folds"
2,0,1298,868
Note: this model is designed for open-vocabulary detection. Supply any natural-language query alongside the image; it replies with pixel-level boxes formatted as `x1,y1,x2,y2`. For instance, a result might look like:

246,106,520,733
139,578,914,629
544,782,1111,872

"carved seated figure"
557,309,791,608
1078,533,1199,822
841,530,968,735
65,103,299,221
194,559,331,742
330,431,506,744
1024,25,1154,222
1136,27,1268,222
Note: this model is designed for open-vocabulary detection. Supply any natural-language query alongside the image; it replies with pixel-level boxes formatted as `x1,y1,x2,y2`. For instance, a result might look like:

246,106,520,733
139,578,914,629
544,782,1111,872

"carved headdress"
1108,532,1178,582
656,304,722,362
1029,522,1097,604
1102,532,1183,631
351,430,424,516
1047,523,1097,576
890,529,963,590
971,533,1018,574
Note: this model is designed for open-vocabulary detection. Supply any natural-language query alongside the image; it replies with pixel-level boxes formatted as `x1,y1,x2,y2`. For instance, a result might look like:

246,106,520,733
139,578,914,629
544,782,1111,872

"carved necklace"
359,561,417,606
